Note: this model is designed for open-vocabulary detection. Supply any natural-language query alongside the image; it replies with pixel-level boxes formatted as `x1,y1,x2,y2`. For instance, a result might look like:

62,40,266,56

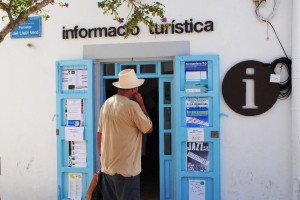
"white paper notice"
68,141,87,168
189,179,205,200
68,173,82,200
62,69,88,91
65,127,84,141
187,128,205,142
67,99,82,121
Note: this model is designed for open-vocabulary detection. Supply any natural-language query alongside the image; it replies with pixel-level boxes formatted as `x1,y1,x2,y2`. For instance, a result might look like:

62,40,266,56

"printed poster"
185,61,208,93
65,127,84,141
187,142,209,172
68,141,87,168
62,69,88,91
189,179,206,200
187,128,205,142
65,99,84,127
186,97,209,127
68,173,82,200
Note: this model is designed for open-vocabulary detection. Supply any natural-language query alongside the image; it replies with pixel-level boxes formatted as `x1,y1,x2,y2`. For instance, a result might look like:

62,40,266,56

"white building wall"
0,0,292,200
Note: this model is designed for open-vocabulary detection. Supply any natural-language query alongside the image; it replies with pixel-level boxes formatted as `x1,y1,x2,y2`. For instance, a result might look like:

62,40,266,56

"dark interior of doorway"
105,78,160,200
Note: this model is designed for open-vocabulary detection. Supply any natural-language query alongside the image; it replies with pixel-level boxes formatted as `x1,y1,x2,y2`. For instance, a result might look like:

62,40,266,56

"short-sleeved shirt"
98,94,152,177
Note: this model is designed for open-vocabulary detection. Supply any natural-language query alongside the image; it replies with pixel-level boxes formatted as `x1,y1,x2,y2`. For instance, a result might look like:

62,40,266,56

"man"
97,69,153,200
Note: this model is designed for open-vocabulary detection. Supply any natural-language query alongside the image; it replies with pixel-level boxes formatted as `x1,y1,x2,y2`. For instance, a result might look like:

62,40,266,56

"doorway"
104,78,160,200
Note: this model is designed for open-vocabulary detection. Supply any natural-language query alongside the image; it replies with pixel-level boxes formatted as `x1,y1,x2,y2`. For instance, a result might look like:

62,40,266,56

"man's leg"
114,174,140,200
102,173,117,200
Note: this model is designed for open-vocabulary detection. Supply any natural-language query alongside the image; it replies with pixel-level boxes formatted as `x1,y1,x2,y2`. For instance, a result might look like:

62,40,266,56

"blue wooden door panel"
56,59,95,200
159,77,174,200
174,55,220,200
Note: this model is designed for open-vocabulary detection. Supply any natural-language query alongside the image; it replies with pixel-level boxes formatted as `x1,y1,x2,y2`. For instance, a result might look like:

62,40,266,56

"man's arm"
133,92,153,133
97,132,102,155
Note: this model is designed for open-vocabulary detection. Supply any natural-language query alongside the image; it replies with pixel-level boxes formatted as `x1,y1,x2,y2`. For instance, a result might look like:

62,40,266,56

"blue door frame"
101,61,175,200
56,56,220,200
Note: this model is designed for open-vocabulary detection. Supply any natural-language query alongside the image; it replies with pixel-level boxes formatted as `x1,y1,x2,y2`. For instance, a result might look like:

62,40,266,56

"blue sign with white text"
11,16,41,38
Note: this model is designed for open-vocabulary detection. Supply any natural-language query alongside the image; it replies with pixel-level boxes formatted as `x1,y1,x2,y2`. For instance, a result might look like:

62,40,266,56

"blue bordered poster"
186,97,209,127
185,61,208,93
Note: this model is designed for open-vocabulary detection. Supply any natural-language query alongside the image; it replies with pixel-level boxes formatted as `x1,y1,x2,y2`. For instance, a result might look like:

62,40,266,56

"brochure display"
175,55,220,200
56,60,95,200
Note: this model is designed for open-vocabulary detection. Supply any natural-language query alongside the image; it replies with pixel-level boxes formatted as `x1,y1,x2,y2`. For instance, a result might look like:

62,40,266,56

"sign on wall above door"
62,19,214,39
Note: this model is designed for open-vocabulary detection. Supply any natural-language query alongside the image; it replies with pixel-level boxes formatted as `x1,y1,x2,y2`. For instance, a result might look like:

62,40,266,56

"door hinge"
56,129,59,135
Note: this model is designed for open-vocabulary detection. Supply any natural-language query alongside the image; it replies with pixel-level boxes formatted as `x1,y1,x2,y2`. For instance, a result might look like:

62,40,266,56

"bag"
86,171,103,200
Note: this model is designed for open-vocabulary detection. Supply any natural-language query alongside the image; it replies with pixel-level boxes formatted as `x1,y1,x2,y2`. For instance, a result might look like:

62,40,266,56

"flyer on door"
186,97,209,127
185,61,208,93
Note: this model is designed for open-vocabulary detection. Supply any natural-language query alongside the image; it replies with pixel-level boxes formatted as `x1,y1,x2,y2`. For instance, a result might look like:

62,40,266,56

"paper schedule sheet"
68,173,82,200
68,141,87,168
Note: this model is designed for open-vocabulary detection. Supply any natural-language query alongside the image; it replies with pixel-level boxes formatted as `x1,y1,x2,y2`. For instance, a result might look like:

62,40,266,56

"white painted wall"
0,0,292,199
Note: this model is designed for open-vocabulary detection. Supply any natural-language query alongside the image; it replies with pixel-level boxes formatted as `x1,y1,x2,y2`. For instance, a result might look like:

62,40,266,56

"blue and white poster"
185,61,208,93
186,97,209,127
187,142,209,172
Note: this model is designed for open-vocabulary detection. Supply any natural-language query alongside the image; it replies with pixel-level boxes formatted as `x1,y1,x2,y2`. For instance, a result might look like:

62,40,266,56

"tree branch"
7,0,15,22
0,1,9,12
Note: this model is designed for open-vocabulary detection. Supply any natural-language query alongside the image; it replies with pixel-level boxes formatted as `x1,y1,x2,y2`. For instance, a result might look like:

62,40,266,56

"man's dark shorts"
102,172,140,200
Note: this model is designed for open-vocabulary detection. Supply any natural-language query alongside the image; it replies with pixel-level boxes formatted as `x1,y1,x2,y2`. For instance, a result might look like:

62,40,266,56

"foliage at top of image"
98,0,167,37
0,0,167,43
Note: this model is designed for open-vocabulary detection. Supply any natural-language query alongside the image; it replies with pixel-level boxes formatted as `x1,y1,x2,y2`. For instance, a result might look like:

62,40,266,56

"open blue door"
56,59,96,200
159,76,175,200
174,55,220,200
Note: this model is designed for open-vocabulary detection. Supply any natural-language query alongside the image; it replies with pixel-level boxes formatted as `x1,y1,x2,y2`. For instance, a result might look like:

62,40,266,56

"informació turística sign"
62,19,214,39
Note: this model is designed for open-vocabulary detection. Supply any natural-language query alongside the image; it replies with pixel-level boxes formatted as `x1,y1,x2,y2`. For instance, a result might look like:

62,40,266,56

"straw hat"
112,69,144,89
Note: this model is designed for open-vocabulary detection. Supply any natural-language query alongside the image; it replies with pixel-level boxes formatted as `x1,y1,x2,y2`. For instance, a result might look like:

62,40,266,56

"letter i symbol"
242,68,258,109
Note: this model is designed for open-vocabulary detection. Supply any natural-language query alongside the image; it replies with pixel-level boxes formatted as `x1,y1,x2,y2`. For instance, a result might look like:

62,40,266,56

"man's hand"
133,92,144,106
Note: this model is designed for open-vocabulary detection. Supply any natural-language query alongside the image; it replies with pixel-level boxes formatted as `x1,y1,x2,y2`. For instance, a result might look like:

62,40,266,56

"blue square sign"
11,16,42,38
